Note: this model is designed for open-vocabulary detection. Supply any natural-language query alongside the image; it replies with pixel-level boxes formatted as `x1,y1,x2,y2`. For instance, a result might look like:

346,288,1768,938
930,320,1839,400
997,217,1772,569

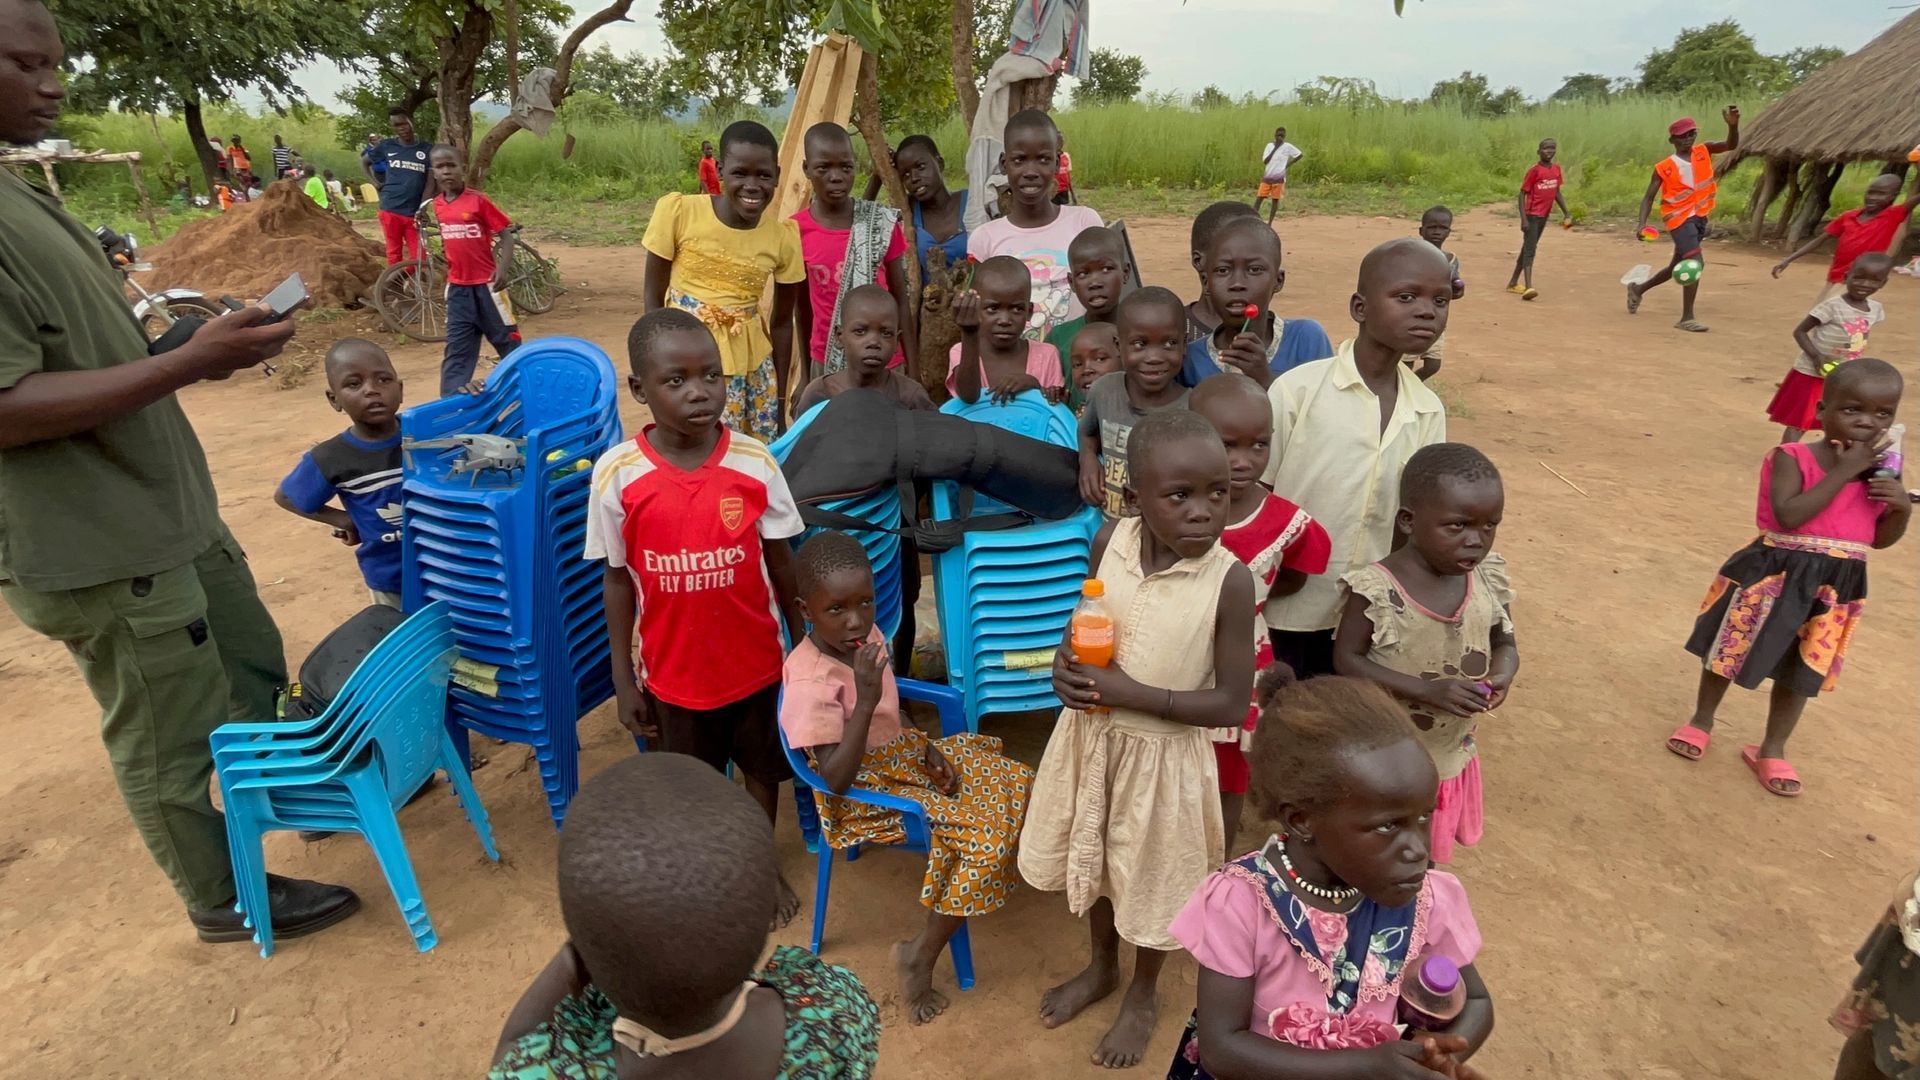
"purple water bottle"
1399,955,1466,1035
1871,424,1906,480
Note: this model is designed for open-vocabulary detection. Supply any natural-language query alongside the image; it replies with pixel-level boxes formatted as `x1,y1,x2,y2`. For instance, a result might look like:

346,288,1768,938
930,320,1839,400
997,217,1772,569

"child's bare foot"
1091,982,1159,1069
772,873,800,929
1039,957,1119,1028
893,941,951,1025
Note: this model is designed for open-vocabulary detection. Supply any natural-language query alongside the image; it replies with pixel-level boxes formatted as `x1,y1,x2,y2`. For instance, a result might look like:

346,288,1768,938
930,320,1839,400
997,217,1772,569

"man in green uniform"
0,0,360,942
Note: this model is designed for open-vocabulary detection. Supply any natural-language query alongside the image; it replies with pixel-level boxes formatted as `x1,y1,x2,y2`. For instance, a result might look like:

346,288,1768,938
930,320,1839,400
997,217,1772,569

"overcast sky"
285,2,1902,109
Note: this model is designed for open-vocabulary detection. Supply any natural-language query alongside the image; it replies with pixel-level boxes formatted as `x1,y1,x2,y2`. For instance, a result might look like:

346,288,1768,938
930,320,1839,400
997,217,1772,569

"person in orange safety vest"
1627,107,1740,333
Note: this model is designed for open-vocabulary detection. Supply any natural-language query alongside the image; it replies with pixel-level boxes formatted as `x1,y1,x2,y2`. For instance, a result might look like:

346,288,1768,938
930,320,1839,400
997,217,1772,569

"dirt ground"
2,209,1914,1080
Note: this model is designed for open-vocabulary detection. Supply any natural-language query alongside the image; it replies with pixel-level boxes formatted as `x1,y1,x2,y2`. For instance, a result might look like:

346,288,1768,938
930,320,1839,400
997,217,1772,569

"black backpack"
279,604,406,721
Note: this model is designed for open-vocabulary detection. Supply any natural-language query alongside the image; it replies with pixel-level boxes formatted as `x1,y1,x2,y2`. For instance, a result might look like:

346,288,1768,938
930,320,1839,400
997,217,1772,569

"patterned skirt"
1685,532,1868,698
664,289,784,443
814,728,1033,918
1831,885,1920,1079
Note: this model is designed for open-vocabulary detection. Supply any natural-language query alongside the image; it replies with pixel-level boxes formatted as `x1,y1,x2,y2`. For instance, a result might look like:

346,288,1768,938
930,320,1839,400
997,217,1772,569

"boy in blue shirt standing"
365,107,432,265
276,339,406,606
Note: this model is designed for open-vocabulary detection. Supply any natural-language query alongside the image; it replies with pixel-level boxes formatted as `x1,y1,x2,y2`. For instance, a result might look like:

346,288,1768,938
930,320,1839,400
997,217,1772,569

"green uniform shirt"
0,170,222,591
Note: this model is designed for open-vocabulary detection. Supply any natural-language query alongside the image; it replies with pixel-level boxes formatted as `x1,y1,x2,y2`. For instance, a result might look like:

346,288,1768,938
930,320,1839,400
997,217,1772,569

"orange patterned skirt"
1685,532,1868,697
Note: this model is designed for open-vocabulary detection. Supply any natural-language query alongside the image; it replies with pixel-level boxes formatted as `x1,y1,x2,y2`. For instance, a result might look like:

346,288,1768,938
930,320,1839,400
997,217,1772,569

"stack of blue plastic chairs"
770,402,905,642
929,392,1101,727
211,602,497,957
399,337,622,828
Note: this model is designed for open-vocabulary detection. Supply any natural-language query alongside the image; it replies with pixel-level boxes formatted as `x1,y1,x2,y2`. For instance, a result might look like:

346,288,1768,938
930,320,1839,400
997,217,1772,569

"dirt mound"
145,181,386,308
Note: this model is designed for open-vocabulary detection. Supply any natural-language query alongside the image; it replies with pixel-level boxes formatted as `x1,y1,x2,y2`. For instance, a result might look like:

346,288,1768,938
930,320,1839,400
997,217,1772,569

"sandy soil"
2,209,1914,1080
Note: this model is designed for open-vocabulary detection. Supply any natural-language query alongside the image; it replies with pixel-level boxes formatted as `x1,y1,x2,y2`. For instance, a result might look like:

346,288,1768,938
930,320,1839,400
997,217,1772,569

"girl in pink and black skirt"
1767,253,1889,443
1672,358,1910,796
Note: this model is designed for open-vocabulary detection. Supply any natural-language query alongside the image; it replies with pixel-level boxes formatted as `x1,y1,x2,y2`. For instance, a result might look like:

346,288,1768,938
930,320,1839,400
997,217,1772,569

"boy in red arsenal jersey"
585,308,808,926
429,145,519,397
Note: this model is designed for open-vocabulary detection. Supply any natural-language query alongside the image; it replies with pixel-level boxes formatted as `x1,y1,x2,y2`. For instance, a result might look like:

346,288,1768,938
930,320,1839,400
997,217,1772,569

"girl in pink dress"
1671,358,1910,797
1165,667,1493,1080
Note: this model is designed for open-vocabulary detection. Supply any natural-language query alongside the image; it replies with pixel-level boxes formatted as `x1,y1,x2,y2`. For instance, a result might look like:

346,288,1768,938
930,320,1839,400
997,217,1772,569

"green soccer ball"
1672,258,1704,285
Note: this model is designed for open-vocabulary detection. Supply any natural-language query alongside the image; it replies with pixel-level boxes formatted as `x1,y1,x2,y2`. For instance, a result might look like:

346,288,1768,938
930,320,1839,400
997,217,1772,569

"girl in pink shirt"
1165,666,1493,1079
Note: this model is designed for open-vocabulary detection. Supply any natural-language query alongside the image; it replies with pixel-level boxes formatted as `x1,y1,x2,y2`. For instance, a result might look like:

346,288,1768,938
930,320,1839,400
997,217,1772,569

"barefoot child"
780,531,1034,1026
488,754,880,1078
1768,253,1891,443
1024,409,1256,1069
1165,667,1493,1079
275,339,407,607
1045,226,1130,408
1670,358,1910,796
642,120,804,441
1628,108,1740,334
1333,443,1518,864
1179,216,1332,388
967,109,1103,341
1190,375,1331,859
429,145,520,398
793,285,936,415
1505,138,1570,300
1409,207,1463,381
790,122,917,412
1069,322,1122,410
1262,238,1451,678
586,308,807,925
949,254,1066,404
1186,201,1261,345
1079,287,1193,516
1772,172,1920,300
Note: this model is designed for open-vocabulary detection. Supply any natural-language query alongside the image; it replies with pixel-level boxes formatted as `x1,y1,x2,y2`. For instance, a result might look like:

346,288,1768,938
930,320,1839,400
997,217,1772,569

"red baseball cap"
1668,117,1698,137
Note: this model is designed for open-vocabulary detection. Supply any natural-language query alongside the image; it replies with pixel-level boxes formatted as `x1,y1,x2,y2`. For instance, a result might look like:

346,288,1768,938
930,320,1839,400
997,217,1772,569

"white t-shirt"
1262,142,1303,183
1669,154,1695,188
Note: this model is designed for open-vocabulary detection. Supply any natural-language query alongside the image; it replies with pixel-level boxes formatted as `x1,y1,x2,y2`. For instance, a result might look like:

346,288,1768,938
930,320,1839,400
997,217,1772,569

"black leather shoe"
189,874,361,944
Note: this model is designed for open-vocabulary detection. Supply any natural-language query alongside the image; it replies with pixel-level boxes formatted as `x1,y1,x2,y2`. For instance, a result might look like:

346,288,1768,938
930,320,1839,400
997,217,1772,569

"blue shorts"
1670,216,1708,263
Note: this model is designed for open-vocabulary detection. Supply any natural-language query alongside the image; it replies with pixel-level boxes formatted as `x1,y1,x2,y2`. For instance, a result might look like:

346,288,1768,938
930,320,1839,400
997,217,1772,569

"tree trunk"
1786,162,1844,248
1014,74,1059,114
1775,160,1807,241
851,49,925,383
181,95,223,198
435,1,495,163
1745,158,1786,242
470,0,637,187
951,0,980,131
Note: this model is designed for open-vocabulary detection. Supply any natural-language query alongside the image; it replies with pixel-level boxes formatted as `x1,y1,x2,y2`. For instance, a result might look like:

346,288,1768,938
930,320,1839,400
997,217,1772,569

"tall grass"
47,95,1882,243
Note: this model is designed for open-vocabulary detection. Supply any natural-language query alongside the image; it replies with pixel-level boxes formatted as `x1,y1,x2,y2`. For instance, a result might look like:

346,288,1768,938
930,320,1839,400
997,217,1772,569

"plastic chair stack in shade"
211,603,496,957
929,392,1100,727
769,403,906,641
399,337,623,827
777,677,975,990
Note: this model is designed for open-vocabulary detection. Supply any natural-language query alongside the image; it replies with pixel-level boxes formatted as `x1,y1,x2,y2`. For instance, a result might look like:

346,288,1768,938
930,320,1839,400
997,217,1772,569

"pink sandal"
1742,745,1802,797
1666,724,1711,761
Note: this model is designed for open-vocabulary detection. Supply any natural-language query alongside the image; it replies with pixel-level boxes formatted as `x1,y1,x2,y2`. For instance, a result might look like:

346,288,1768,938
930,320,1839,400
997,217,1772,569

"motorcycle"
94,225,226,340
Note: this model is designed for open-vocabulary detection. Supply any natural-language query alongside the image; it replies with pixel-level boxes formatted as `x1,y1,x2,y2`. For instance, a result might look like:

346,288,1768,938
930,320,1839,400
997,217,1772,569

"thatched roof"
1730,10,1920,166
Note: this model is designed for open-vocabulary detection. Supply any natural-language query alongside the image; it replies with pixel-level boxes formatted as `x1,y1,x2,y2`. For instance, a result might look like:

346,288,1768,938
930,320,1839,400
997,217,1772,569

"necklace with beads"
1261,835,1359,905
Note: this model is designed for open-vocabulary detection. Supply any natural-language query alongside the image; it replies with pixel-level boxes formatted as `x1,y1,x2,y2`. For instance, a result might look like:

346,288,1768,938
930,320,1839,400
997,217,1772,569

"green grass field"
45,95,1885,246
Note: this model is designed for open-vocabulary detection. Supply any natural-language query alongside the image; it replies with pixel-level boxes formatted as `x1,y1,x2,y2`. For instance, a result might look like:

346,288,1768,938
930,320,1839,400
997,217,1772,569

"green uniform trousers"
2,528,287,911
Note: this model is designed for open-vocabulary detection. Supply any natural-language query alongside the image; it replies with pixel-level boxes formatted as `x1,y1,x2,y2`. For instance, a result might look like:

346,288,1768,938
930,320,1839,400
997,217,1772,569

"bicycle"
373,215,562,342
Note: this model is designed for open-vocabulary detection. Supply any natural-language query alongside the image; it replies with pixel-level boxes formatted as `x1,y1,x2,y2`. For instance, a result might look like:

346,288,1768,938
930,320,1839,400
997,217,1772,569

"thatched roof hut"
1727,10,1920,244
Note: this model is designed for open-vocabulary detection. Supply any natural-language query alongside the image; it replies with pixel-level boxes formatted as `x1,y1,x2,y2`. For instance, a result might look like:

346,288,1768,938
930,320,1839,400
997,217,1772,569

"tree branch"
470,0,636,187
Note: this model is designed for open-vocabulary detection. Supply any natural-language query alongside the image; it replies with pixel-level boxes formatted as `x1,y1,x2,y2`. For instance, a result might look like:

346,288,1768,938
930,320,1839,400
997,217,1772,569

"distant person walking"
1506,138,1571,300
697,139,721,195
364,107,432,265
270,134,292,179
1253,125,1302,223
1627,108,1739,334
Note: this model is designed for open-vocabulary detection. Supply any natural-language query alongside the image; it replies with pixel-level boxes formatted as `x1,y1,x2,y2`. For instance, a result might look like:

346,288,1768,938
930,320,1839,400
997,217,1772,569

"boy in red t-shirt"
585,308,808,925
697,139,721,195
1772,171,1920,300
1505,138,1571,300
429,145,520,397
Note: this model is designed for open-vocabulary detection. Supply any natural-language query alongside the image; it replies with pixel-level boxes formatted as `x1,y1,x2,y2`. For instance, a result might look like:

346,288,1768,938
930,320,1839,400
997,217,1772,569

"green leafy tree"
1070,48,1147,107
1293,75,1385,109
50,0,367,195
1191,84,1233,110
1549,73,1612,103
1781,45,1845,84
1428,71,1525,116
1639,20,1788,95
569,44,690,120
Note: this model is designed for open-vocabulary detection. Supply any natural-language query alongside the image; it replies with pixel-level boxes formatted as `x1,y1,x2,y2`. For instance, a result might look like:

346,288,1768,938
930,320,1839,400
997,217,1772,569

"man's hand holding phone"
168,302,297,382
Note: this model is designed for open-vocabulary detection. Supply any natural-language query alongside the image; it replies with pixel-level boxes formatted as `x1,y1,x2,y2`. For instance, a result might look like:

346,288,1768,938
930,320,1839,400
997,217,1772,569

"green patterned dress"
489,945,880,1079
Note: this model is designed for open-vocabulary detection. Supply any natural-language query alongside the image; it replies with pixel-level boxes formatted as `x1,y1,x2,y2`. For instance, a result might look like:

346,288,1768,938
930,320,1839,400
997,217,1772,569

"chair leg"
223,799,274,957
438,736,499,861
346,770,437,952
949,920,976,991
791,781,820,855
810,840,833,955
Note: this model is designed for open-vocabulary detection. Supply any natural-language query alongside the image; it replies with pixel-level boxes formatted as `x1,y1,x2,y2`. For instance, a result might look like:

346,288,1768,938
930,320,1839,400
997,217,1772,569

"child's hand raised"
1834,433,1891,476
1422,677,1493,718
853,640,888,704
990,372,1041,405
1219,331,1275,387
922,742,960,796
953,290,982,332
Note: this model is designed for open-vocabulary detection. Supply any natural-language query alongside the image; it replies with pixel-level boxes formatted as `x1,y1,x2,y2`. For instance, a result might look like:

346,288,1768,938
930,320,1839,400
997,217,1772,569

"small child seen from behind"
1164,667,1492,1079
1180,216,1332,388
1410,206,1464,381
1768,253,1891,443
430,145,521,398
1044,226,1129,408
487,753,880,1078
1332,443,1518,864
275,338,406,607
1078,286,1192,516
948,254,1066,405
780,532,1034,1027
793,284,936,416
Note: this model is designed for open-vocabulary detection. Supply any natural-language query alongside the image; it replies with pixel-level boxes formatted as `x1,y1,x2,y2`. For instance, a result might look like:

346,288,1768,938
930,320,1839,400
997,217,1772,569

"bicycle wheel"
506,244,560,315
139,297,227,341
374,259,448,342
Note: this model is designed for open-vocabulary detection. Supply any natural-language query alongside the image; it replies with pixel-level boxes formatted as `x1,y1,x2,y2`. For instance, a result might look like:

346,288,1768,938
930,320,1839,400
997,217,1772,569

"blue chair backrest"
937,391,1076,448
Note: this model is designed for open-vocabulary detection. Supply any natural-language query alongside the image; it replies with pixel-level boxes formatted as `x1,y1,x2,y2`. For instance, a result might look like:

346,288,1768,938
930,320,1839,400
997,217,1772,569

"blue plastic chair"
212,603,498,957
778,677,976,991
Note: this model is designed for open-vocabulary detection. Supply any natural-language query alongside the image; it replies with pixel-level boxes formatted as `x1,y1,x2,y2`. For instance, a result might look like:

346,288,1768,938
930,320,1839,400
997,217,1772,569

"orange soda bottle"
1069,580,1115,714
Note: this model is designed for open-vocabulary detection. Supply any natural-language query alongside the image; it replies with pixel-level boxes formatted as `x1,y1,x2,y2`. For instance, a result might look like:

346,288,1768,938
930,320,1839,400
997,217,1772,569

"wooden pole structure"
1745,158,1786,242
125,157,159,237
38,158,59,199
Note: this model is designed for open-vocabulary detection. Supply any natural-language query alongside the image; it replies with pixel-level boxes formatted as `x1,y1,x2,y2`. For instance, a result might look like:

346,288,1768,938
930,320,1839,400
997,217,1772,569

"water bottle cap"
1082,579,1105,597
1419,955,1460,994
